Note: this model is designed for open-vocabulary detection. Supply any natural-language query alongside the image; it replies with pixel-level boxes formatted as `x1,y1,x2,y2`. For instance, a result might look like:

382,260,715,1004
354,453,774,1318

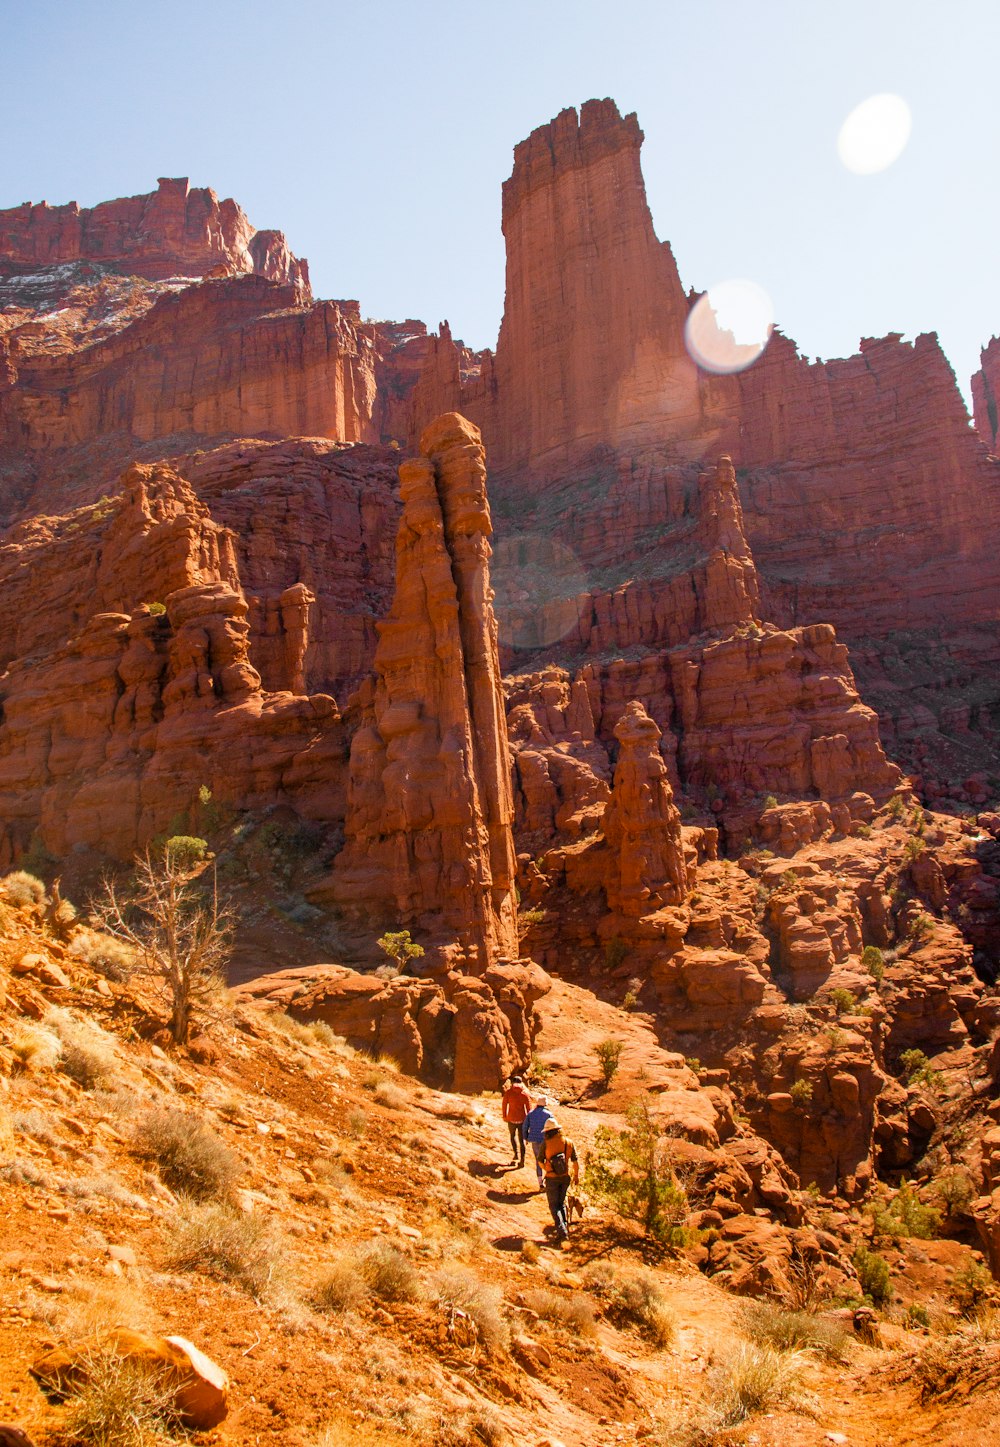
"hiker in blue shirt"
522,1094,555,1190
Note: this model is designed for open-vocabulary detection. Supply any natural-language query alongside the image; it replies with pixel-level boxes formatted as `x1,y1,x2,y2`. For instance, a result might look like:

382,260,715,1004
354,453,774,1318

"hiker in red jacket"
501,1074,532,1166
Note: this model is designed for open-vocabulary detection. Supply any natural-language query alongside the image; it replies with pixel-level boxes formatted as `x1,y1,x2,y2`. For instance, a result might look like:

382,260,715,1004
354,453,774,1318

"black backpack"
546,1140,569,1178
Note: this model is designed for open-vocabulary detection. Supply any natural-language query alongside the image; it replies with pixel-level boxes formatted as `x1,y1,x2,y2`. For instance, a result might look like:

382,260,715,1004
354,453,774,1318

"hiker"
501,1074,531,1165
523,1093,555,1189
541,1118,579,1240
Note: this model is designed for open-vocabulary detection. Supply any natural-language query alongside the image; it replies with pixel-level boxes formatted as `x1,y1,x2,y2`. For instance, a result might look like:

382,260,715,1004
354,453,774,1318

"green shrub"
585,1098,690,1246
862,946,885,985
145,601,167,616
907,912,934,943
789,1078,813,1107
935,1168,975,1219
903,835,926,862
899,1048,941,1088
886,795,906,821
134,1105,241,1200
593,1038,624,1087
163,835,208,869
828,988,858,1017
906,1303,930,1329
763,794,779,811
952,1259,993,1316
853,1244,890,1303
604,936,628,970
376,930,424,967
519,908,545,926
871,1179,941,1241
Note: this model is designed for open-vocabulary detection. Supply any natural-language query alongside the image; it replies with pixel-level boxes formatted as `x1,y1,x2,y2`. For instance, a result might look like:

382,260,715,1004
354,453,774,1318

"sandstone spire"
332,413,519,967
603,700,690,915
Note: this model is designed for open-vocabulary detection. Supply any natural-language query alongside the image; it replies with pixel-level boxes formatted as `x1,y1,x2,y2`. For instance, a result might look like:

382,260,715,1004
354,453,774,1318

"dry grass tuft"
166,1202,285,1299
740,1299,849,1361
10,1021,62,1072
134,1105,242,1200
582,1261,675,1347
47,1007,119,1089
58,1347,181,1446
432,1266,510,1353
69,928,137,981
522,1287,597,1337
311,1255,368,1313
58,1278,158,1340
0,869,46,907
373,1080,407,1110
362,1242,422,1303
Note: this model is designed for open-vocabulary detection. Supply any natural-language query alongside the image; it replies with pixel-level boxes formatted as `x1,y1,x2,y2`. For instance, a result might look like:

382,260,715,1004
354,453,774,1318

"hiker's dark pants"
507,1121,525,1162
545,1177,571,1237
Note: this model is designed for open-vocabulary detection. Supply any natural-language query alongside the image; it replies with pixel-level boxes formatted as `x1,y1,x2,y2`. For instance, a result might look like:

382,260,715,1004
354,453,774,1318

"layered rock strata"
329,413,519,969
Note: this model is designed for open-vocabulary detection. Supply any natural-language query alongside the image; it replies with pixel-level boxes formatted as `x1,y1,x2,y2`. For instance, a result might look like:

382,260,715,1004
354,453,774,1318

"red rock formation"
0,276,376,458
329,413,519,968
603,701,690,914
0,177,308,287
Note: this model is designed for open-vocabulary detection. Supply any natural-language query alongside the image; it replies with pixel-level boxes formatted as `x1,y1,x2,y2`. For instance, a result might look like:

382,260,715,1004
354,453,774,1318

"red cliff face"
0,177,309,287
972,335,1000,453
329,414,520,970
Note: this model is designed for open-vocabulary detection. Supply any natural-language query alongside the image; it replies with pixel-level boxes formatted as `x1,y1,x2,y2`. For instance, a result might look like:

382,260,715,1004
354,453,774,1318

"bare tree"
96,839,232,1046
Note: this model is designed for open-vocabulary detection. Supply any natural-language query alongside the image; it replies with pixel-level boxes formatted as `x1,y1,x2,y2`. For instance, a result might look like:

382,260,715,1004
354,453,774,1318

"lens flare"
492,533,588,651
837,93,912,175
684,279,774,375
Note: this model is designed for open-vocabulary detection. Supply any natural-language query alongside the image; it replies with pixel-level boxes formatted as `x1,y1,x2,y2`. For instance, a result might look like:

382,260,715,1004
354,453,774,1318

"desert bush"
311,1255,368,1313
952,1258,993,1316
935,1168,975,1219
134,1105,241,1200
593,1037,624,1087
886,795,907,821
521,1286,596,1337
527,1053,551,1084
789,1078,813,1107
432,1266,509,1353
853,1243,890,1303
899,1048,941,1088
604,935,628,970
740,1300,848,1361
12,1106,59,1145
0,869,46,907
167,1202,282,1299
57,1347,181,1447
763,794,779,811
69,928,137,981
582,1262,675,1347
586,1097,690,1245
871,1179,941,1240
903,835,926,861
519,908,545,926
58,1277,157,1340
907,912,934,943
828,987,858,1016
905,1303,931,1329
362,1242,422,1303
346,1107,368,1139
520,1240,540,1265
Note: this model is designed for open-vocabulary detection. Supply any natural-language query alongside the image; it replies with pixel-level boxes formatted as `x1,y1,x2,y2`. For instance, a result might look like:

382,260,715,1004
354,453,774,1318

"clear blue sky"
3,0,998,404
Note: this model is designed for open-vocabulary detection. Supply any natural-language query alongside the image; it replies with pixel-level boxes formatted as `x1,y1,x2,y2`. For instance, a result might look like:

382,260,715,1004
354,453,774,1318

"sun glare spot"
684,279,774,375
837,93,912,175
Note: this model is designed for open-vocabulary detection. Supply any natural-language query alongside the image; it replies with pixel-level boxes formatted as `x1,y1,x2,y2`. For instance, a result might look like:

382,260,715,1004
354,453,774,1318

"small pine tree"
593,1038,624,1087
377,930,425,969
585,1098,689,1245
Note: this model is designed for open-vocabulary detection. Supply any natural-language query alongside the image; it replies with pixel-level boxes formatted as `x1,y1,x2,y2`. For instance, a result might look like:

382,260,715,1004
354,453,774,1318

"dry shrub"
740,1299,849,1362
709,1340,804,1428
522,1287,596,1337
520,1240,540,1265
435,1408,511,1446
374,1080,407,1110
311,1256,368,1313
10,1021,62,1072
69,928,137,981
58,1347,181,1446
12,1106,60,1145
362,1242,422,1303
166,1202,283,1299
583,1261,675,1347
432,1266,510,1353
47,1008,119,1089
346,1107,368,1138
134,1105,241,1200
0,869,46,907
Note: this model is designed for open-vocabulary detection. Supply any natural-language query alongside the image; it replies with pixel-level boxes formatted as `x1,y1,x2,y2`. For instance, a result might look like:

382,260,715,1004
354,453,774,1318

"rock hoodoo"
331,412,519,969
603,700,690,915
